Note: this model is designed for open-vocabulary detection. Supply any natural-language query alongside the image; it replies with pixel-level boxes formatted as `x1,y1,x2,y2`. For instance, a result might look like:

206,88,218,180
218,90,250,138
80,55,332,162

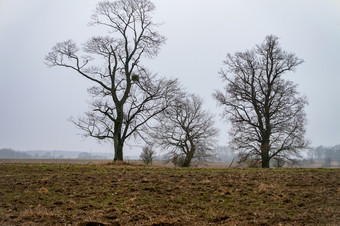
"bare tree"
150,94,219,167
140,145,155,165
45,0,177,161
214,35,309,168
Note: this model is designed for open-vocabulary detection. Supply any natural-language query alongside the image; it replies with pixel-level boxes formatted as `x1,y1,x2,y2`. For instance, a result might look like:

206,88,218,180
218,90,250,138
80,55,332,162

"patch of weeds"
19,204,60,220
198,195,206,201
116,202,125,208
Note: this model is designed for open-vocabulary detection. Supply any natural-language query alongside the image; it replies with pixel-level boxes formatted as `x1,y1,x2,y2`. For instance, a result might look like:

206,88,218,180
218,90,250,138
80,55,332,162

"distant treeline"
0,149,32,159
307,145,340,163
0,147,234,161
0,148,113,160
1,146,340,167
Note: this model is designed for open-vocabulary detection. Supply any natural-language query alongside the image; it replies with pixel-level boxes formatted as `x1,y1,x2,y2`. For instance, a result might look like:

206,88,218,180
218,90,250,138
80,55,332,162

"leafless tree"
45,0,178,161
150,94,219,167
214,35,309,168
140,145,155,165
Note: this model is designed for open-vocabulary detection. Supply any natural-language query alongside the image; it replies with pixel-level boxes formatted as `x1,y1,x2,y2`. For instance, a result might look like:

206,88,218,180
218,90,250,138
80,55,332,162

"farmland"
0,162,339,225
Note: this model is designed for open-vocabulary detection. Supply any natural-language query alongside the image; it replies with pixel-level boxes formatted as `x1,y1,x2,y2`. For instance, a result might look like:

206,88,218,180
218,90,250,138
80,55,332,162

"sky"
1,0,340,156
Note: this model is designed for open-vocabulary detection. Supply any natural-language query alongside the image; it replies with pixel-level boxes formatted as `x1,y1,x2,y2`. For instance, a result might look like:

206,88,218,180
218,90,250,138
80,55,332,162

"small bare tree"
45,0,178,161
150,94,219,167
140,145,155,165
273,157,285,168
214,35,309,168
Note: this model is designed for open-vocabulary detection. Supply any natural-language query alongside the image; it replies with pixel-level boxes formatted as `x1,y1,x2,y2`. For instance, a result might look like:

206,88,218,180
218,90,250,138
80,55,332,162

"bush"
273,157,285,168
171,153,187,167
140,146,155,165
245,158,262,168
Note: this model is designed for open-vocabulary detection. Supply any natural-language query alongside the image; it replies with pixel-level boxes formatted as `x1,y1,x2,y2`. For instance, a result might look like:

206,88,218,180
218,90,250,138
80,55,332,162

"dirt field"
0,162,339,225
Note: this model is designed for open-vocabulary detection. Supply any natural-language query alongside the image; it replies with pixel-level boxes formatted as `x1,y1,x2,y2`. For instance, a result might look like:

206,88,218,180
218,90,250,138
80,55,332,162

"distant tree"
57,154,65,159
214,146,236,163
308,145,340,163
333,145,340,162
323,158,332,168
0,149,31,159
41,152,52,159
140,145,155,165
45,0,179,161
149,94,219,167
77,152,92,159
214,35,309,168
308,146,325,161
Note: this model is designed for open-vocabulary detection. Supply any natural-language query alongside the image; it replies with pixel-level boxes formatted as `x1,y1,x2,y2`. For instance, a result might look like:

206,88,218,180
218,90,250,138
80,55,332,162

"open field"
0,163,340,225
0,159,232,168
1,158,338,168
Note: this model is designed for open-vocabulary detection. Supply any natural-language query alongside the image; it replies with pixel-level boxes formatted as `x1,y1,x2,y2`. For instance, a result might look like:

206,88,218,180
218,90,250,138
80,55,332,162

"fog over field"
1,0,340,156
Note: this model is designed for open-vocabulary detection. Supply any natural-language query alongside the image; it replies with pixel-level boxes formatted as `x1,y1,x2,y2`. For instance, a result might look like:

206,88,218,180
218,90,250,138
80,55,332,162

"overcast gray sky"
1,0,340,156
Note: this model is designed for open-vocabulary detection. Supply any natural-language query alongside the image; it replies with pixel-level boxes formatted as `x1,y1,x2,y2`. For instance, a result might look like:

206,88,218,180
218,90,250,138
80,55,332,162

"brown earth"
0,162,339,225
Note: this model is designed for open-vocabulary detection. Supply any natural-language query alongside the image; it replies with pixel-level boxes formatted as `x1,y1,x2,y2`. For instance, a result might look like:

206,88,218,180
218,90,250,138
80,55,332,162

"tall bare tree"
214,35,309,168
45,0,177,161
150,94,219,167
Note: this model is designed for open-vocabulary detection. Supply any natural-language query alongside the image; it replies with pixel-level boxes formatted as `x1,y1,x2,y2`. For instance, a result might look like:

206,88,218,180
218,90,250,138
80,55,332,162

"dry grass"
38,187,49,195
20,204,57,219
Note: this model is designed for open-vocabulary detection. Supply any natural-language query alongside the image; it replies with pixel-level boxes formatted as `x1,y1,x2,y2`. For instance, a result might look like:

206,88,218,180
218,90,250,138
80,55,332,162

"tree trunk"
112,105,124,162
113,139,124,161
261,142,270,168
261,154,270,168
181,154,192,167
182,148,195,167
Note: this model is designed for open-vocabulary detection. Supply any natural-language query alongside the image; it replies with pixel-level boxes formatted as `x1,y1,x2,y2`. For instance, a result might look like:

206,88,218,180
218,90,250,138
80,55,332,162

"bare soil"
0,162,339,225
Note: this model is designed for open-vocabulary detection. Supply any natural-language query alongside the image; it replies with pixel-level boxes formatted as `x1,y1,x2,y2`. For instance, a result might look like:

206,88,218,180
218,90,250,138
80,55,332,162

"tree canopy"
45,0,178,161
149,94,219,167
214,35,309,168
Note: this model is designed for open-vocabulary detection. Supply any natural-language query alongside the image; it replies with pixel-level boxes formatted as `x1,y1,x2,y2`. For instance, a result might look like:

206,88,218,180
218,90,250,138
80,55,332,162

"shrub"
245,158,262,168
273,157,285,168
171,153,187,167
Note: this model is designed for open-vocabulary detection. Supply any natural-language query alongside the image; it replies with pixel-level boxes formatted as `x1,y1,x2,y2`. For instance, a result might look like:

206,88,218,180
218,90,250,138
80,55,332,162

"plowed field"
0,163,339,225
